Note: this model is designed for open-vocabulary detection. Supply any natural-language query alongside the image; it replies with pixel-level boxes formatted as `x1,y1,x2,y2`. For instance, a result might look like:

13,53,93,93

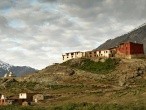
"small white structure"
0,94,6,105
4,73,9,78
4,71,16,78
1,95,6,100
62,51,85,62
19,93,27,99
9,72,15,77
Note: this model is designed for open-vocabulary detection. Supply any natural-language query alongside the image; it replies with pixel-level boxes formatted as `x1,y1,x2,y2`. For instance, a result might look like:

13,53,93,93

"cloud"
0,0,146,69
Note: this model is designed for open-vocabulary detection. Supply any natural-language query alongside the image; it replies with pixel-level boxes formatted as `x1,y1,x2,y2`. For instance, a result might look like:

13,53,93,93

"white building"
19,93,35,103
19,93,27,99
62,51,85,62
97,50,113,58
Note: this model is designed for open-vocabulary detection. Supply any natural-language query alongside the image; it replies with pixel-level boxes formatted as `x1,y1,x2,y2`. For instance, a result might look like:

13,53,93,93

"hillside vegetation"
62,58,119,74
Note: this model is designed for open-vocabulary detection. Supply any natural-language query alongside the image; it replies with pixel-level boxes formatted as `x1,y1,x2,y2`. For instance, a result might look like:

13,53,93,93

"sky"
0,0,146,69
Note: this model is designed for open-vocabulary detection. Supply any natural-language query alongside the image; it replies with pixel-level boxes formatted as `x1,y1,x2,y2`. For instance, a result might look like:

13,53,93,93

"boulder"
65,69,75,76
118,74,127,86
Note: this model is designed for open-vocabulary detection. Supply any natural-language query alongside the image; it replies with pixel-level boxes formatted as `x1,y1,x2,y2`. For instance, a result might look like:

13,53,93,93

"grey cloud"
0,0,146,69
39,0,59,3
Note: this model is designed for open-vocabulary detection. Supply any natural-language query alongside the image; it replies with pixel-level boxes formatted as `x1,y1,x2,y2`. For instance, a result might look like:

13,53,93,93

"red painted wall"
130,42,144,54
117,42,144,55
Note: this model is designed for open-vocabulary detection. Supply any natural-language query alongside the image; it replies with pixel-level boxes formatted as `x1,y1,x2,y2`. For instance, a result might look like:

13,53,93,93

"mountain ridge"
0,60,37,77
95,23,146,53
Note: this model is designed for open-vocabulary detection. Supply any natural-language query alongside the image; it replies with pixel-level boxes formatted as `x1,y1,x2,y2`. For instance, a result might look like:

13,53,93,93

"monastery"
62,42,145,62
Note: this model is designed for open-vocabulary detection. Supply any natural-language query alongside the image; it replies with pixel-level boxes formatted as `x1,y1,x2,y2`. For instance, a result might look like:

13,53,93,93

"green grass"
62,58,119,74
50,103,146,110
0,105,46,110
1,103,146,110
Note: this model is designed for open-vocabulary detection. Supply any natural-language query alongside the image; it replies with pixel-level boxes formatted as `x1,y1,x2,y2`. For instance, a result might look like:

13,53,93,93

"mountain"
0,60,37,77
95,23,146,53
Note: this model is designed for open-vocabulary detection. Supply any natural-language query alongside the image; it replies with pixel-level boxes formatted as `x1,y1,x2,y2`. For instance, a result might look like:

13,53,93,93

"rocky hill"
0,60,37,77
96,23,146,53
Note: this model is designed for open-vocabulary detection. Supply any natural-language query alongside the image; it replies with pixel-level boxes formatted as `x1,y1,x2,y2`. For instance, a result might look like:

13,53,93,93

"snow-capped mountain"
0,60,37,77
0,60,12,70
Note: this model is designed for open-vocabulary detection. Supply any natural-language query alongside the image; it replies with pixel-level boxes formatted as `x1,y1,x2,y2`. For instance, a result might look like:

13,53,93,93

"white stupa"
4,73,9,78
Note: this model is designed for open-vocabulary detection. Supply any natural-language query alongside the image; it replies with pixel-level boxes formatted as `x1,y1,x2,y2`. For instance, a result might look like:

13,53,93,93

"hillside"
0,60,36,77
1,58,146,109
96,23,146,53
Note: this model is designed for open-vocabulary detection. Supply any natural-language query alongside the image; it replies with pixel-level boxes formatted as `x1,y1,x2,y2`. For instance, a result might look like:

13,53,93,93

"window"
71,53,74,55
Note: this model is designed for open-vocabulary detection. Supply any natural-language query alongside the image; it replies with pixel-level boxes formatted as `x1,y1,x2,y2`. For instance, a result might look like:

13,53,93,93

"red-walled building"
116,42,144,59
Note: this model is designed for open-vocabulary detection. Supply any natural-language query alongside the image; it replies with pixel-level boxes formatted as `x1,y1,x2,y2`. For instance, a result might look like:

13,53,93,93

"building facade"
96,50,114,58
19,93,35,104
62,51,85,62
116,42,144,59
85,51,97,58
85,50,115,58
62,42,145,62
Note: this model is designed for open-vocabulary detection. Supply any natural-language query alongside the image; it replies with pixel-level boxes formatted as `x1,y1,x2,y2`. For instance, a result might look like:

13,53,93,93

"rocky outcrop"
118,66,146,86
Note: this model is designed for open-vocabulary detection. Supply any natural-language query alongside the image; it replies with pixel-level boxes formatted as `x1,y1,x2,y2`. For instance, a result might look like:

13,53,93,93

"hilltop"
96,23,146,53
